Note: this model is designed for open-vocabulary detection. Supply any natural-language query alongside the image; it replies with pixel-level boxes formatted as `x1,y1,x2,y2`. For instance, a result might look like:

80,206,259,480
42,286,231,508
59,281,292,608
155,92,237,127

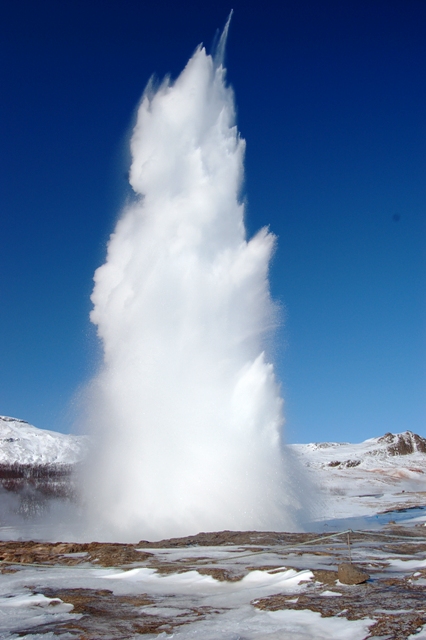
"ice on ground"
0,560,371,639
1,526,426,638
408,627,426,639
102,565,313,604
0,590,78,635
386,558,426,572
157,607,373,639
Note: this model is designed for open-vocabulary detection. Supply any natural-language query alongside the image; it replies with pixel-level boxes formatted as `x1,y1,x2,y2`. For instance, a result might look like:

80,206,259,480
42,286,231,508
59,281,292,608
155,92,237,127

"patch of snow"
0,590,78,635
386,558,426,572
0,416,88,466
0,562,372,639
159,607,373,639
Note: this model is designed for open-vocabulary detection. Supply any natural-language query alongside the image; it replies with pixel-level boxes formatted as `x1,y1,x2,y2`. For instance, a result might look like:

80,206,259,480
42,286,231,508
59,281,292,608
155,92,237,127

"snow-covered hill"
2,414,424,478
0,415,425,527
290,430,426,486
290,431,426,524
0,416,89,515
291,430,426,468
0,416,88,466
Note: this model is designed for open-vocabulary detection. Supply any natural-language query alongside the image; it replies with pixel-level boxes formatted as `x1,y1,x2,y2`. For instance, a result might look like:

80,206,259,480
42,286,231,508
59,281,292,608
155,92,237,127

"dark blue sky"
1,0,425,443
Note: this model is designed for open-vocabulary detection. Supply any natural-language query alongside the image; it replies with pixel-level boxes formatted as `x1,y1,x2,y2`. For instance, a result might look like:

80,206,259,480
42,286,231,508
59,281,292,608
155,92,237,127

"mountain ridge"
1,415,425,469
0,414,425,531
0,415,88,466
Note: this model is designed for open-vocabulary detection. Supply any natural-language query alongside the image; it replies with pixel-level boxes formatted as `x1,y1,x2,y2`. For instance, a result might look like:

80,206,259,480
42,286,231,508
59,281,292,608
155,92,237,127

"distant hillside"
290,430,426,523
290,430,426,469
0,416,87,466
0,416,88,515
1,414,425,521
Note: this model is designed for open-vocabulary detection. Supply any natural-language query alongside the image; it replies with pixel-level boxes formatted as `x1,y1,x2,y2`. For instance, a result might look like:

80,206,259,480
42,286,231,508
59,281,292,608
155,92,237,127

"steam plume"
84,25,304,541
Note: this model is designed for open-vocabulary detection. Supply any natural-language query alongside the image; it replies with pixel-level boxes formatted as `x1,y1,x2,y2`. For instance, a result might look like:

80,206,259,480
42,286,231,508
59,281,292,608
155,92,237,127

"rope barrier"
1,527,424,570
198,528,426,565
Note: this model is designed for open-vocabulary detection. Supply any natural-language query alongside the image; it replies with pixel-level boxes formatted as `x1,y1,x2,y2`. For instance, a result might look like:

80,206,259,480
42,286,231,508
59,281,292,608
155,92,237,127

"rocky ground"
1,422,426,638
1,521,426,639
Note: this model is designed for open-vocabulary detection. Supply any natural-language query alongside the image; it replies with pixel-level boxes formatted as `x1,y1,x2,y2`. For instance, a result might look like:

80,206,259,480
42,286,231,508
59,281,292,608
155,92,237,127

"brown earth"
3,526,426,639
23,588,226,638
253,572,426,639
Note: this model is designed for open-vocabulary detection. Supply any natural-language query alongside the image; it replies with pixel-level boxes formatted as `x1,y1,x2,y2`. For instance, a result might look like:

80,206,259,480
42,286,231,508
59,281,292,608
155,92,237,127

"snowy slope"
290,430,426,488
290,431,426,523
1,413,425,526
291,431,426,468
0,416,87,466
2,412,423,478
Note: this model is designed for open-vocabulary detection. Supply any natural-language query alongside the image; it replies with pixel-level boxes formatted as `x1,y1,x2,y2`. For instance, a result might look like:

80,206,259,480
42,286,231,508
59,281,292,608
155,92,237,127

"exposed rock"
312,569,339,585
0,540,152,567
378,431,426,456
343,459,361,468
337,563,370,585
327,459,360,468
138,530,318,548
314,442,349,449
196,567,245,582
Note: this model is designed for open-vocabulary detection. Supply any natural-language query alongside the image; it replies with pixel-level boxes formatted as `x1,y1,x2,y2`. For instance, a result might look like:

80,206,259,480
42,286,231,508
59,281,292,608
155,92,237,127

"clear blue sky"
1,0,424,443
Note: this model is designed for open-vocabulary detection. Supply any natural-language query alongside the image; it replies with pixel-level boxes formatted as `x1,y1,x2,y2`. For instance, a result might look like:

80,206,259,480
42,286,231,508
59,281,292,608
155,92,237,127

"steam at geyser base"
84,23,306,542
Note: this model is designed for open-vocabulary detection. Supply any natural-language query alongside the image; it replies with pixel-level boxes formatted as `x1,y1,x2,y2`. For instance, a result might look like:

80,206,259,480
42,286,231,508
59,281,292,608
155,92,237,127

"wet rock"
338,562,369,585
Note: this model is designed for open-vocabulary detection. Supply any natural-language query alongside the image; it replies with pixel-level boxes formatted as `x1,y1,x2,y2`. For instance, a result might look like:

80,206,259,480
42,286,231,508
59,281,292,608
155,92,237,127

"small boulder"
338,562,369,585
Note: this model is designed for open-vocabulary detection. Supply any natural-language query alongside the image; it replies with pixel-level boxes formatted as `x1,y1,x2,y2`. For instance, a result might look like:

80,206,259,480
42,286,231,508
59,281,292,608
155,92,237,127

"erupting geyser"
85,20,304,541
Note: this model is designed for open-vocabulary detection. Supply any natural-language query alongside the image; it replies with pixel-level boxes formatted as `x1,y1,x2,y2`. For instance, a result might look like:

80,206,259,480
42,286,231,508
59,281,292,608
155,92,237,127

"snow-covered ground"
0,418,426,638
0,559,372,639
2,527,426,639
